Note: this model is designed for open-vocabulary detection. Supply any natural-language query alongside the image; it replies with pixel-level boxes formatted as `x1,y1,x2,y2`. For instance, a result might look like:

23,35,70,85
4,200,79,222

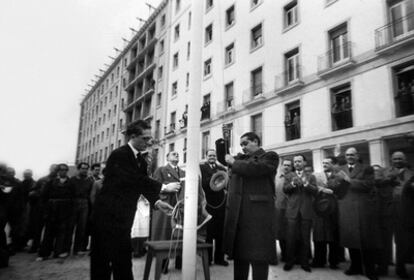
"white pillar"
369,139,385,166
182,0,204,279
312,148,324,173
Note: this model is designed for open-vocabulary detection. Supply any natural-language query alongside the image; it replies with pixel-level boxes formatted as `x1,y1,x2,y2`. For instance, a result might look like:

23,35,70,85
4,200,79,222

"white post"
182,0,203,278
368,139,385,166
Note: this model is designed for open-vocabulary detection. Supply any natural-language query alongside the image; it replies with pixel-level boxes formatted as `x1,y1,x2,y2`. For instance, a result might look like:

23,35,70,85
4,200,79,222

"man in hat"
90,120,180,280
312,156,349,269
200,149,228,266
283,155,318,272
224,132,279,280
377,151,414,278
338,147,379,280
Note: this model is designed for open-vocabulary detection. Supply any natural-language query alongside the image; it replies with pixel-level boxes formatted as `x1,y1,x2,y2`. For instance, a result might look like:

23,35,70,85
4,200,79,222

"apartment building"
161,0,414,170
77,0,414,170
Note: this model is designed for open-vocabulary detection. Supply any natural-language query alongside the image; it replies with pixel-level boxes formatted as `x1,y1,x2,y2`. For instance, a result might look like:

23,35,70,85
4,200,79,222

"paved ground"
1,252,412,280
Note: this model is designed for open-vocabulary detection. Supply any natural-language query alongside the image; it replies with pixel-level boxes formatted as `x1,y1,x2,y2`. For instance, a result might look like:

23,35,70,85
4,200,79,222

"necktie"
175,167,179,175
349,166,353,173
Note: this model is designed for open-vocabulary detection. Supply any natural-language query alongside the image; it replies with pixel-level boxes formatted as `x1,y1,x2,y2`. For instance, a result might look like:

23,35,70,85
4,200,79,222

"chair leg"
201,249,211,280
154,255,164,280
143,251,153,280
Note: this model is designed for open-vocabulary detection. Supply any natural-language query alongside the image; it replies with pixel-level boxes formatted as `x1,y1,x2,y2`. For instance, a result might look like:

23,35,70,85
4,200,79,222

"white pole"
182,0,203,278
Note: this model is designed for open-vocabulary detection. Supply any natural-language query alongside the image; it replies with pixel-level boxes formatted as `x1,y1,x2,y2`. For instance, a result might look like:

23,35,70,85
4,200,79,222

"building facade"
77,0,414,171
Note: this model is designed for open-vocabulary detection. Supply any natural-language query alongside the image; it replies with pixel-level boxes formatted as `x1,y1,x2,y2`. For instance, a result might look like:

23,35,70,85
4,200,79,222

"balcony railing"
242,84,267,105
375,13,414,50
216,100,235,116
318,42,354,74
274,66,304,94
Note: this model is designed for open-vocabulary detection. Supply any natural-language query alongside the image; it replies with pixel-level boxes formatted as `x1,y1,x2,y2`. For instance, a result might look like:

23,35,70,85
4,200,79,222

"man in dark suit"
283,155,318,272
377,151,414,278
338,147,379,280
224,132,279,280
90,120,180,280
200,149,228,266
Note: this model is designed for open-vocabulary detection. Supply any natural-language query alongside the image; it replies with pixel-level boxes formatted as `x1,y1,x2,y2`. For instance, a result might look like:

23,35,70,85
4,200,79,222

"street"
1,252,411,279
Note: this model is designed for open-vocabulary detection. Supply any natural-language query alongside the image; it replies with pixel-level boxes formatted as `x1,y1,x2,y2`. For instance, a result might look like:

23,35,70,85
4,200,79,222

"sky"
0,0,161,179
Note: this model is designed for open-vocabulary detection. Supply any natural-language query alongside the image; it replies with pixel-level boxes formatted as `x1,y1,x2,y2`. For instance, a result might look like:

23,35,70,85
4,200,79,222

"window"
251,113,263,143
284,1,298,29
183,138,187,163
285,100,301,140
201,131,210,158
119,119,123,129
174,24,180,41
206,0,214,10
158,66,163,80
201,94,211,120
251,23,263,49
187,42,191,60
169,143,175,152
225,82,234,109
112,124,115,135
155,120,161,139
159,40,165,54
329,23,349,64
104,147,108,160
121,98,125,110
389,0,414,39
226,5,235,28
204,58,212,77
170,112,176,131
160,14,166,27
106,128,109,138
172,81,178,96
331,83,353,130
176,0,181,13
188,11,192,29
205,24,213,44
251,0,261,9
114,105,117,114
116,66,120,78
115,86,118,97
251,67,263,96
285,48,300,83
173,52,179,69
156,92,162,106
225,43,235,65
108,109,111,119
394,62,414,117
118,139,121,148
186,72,190,89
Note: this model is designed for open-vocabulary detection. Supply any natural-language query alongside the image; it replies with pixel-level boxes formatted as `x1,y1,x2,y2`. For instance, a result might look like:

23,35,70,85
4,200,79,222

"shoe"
35,257,44,262
301,265,312,272
215,260,229,266
344,268,362,275
283,263,293,271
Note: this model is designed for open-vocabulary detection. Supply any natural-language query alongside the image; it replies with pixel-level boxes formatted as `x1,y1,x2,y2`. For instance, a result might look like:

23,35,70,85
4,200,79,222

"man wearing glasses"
90,120,180,280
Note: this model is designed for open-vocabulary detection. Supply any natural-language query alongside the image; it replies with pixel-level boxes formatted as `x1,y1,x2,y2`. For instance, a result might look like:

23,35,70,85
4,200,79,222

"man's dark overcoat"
223,148,278,262
337,163,380,250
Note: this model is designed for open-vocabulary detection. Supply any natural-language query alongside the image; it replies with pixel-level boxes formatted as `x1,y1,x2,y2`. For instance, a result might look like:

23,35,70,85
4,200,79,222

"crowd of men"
0,162,103,266
1,120,413,280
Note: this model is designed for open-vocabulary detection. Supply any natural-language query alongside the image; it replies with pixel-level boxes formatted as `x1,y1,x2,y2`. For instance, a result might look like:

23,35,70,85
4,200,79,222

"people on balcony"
332,98,353,130
201,101,211,120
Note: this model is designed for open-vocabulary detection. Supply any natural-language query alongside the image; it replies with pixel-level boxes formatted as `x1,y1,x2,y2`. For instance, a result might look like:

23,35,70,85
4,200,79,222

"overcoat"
337,163,380,250
151,164,185,241
223,148,278,261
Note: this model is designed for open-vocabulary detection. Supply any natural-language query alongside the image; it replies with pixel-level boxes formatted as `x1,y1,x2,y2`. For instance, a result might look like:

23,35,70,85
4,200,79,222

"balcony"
125,62,156,91
216,100,235,117
242,84,267,107
317,42,355,78
274,66,304,96
200,102,211,122
375,13,414,53
127,36,158,70
164,123,176,138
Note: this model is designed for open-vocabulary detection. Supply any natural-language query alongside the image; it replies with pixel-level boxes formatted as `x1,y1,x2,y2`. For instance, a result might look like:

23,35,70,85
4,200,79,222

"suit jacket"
151,164,185,241
337,163,380,249
223,148,279,261
283,171,318,220
92,145,162,231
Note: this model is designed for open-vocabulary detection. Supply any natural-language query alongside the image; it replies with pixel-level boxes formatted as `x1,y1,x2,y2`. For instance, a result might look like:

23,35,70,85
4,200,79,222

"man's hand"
321,188,334,195
225,154,235,165
162,182,181,193
155,200,174,216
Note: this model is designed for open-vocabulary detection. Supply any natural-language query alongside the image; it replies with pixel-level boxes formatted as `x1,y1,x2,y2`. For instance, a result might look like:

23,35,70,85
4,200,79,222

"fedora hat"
313,193,337,217
209,170,229,192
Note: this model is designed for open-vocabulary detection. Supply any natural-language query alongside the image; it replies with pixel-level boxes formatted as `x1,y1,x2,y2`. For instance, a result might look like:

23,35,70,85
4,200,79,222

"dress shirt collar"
128,141,140,158
296,170,303,177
